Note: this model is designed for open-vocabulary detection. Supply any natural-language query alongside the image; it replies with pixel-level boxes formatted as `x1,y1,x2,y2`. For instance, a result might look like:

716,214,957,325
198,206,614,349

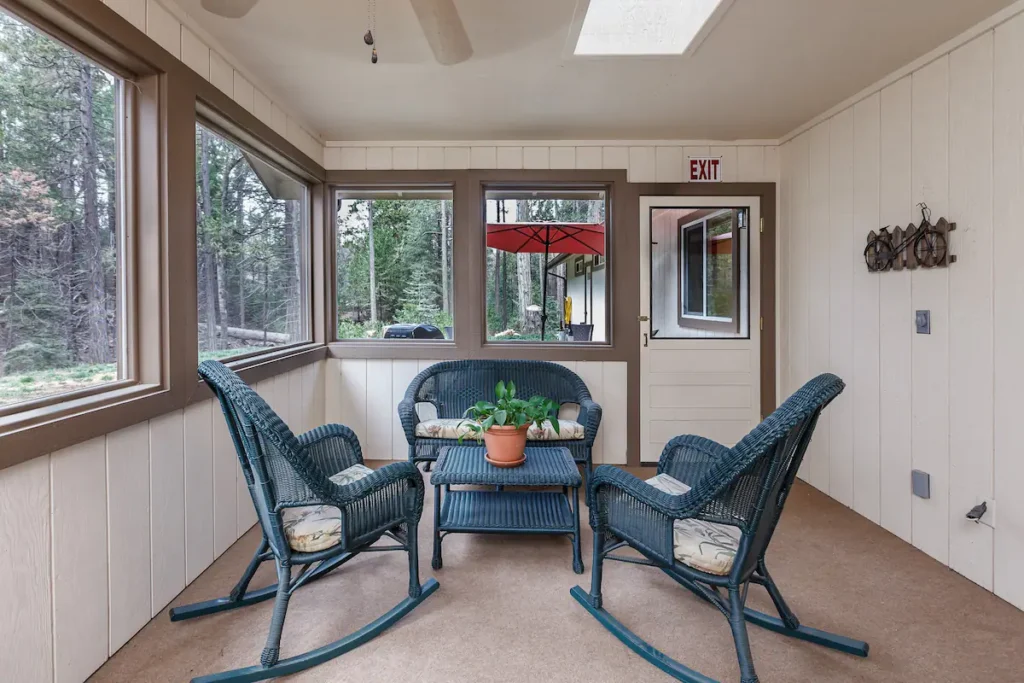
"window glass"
0,11,124,407
485,189,607,343
651,207,748,338
196,123,309,360
335,190,454,340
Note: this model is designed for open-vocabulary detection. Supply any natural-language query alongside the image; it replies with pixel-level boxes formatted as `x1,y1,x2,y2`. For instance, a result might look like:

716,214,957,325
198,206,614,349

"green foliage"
458,380,560,441
336,198,453,337
0,12,120,403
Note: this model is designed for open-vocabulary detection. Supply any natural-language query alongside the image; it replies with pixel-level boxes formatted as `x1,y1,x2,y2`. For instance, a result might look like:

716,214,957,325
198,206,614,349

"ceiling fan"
199,0,473,65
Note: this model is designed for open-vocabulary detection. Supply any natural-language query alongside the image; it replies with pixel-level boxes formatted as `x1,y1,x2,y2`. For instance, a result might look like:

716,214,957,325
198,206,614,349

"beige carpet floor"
90,465,1024,683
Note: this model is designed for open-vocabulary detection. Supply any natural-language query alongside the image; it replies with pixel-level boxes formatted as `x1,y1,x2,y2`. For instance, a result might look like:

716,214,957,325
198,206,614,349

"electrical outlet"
915,310,931,334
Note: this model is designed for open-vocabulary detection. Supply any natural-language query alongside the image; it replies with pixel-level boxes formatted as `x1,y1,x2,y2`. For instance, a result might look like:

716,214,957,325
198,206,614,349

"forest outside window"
335,189,454,341
0,11,128,409
196,123,310,361
485,188,607,343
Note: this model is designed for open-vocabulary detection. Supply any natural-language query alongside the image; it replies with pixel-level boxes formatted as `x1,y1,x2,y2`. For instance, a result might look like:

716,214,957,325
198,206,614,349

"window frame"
329,181,458,348
481,181,612,347
676,208,744,335
193,113,316,366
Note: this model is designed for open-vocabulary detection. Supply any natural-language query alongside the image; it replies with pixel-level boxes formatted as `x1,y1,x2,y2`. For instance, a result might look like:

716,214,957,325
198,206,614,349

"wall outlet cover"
911,469,931,499
915,310,931,334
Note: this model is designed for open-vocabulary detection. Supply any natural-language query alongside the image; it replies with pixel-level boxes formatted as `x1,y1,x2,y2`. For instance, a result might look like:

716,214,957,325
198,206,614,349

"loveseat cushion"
646,473,742,576
414,418,586,441
281,463,374,553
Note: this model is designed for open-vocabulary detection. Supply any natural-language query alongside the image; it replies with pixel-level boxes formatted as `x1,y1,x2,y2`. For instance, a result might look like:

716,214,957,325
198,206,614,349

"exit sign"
689,156,722,182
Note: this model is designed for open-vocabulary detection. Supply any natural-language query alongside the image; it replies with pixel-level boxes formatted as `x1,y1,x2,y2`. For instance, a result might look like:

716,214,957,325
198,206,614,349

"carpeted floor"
90,465,1024,683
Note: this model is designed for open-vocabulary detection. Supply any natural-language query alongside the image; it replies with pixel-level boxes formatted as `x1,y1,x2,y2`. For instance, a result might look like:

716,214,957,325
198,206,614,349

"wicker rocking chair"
169,361,438,683
571,374,868,683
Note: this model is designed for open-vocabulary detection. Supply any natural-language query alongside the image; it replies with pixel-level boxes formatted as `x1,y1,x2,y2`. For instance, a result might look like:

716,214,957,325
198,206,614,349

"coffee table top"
431,445,581,487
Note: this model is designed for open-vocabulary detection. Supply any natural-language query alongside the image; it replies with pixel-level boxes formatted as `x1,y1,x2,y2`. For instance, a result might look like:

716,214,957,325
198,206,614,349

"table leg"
432,484,443,570
572,484,584,574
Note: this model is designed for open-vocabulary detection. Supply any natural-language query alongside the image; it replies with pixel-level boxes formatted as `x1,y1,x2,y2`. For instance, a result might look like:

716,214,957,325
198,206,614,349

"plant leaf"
494,409,507,425
495,380,506,400
507,380,516,398
482,415,496,431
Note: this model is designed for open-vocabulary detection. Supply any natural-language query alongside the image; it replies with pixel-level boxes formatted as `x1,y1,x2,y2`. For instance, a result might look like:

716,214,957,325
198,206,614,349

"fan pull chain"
365,0,378,63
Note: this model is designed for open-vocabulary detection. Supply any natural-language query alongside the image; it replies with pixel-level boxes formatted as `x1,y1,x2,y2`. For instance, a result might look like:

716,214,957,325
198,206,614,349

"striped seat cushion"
646,473,742,576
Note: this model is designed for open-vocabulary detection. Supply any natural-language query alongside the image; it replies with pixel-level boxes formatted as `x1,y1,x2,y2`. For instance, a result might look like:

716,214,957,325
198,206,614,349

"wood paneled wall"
323,142,779,184
101,0,323,163
0,362,325,683
325,359,629,465
779,10,1024,610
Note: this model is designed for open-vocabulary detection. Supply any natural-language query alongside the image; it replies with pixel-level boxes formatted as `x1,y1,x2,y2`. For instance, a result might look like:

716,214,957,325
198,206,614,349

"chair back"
683,374,844,578
407,359,592,419
198,360,328,556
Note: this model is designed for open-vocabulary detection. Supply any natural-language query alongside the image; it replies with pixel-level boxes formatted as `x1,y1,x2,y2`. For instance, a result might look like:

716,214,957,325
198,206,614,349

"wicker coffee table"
430,445,583,574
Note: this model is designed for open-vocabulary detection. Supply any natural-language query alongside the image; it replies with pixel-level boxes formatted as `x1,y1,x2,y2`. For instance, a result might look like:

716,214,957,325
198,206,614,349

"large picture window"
335,189,454,341
485,188,607,343
0,11,126,407
195,123,309,361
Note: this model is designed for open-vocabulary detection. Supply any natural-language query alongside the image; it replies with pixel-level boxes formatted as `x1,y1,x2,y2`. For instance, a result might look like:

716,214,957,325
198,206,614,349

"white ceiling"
176,0,1014,141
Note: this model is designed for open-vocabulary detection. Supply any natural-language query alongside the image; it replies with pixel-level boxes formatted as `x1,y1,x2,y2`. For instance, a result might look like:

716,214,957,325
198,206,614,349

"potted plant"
460,380,560,467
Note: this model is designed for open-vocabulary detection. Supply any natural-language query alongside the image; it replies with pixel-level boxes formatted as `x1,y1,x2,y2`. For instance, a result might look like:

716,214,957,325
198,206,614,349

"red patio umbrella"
486,222,605,339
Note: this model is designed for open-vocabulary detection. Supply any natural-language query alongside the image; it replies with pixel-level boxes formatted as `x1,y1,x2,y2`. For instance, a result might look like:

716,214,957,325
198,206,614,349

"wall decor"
863,204,956,272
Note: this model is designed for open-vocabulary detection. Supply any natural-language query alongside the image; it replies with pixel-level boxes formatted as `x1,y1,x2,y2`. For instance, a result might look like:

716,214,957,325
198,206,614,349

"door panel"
640,197,761,463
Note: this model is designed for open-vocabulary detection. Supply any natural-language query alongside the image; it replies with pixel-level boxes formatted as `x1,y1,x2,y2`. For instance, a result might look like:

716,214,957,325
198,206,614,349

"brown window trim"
325,169,630,363
480,181,612,348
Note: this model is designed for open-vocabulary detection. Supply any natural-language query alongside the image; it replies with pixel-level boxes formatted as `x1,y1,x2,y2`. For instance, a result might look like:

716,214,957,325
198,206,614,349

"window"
196,123,309,361
485,188,607,343
650,207,748,338
335,189,454,341
0,11,126,408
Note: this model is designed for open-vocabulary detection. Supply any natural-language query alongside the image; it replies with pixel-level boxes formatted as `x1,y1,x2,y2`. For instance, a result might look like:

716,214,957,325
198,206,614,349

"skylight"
574,0,725,56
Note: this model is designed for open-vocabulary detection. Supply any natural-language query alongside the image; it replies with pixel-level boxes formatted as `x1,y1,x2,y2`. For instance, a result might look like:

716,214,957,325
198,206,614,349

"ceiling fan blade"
409,0,472,65
200,0,260,19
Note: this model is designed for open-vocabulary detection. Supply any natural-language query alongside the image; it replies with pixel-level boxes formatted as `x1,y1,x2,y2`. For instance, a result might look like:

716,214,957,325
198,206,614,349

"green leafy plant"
459,380,559,441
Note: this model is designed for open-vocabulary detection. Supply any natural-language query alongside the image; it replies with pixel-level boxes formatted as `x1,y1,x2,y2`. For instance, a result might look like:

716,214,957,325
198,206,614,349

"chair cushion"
414,418,585,441
281,463,374,553
646,473,742,576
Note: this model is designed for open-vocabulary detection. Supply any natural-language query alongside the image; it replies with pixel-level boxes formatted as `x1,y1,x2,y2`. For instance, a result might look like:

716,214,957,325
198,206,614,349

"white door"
639,196,761,464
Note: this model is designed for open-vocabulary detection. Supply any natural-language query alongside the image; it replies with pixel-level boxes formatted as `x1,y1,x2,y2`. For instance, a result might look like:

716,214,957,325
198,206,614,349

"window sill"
188,343,328,404
328,340,627,362
0,382,175,470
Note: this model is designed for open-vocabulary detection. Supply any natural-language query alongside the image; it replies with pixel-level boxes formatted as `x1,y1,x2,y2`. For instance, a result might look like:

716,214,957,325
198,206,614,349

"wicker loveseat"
398,360,602,481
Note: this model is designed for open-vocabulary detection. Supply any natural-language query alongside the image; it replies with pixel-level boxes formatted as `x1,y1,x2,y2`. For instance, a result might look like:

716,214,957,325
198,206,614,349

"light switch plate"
915,310,931,334
911,469,930,499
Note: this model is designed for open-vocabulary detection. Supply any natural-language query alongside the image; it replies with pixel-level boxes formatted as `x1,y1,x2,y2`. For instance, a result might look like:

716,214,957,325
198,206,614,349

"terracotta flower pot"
482,425,528,467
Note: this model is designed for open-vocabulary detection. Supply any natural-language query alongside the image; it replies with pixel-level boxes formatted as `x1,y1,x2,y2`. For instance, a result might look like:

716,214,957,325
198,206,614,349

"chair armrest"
327,461,425,520
298,424,363,477
658,434,733,487
576,398,602,446
589,465,700,566
398,398,419,445
590,465,697,519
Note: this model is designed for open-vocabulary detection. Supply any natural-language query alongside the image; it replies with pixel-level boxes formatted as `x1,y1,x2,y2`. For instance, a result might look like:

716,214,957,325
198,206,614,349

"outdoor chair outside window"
169,360,438,683
572,374,869,683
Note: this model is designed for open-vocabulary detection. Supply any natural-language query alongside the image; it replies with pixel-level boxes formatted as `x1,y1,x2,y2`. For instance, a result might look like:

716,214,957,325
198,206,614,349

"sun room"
1,1,1023,682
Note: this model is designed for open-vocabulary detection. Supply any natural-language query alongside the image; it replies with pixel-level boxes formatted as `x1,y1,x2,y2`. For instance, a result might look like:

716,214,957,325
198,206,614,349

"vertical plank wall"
0,361,326,683
325,359,630,465
779,15,1022,608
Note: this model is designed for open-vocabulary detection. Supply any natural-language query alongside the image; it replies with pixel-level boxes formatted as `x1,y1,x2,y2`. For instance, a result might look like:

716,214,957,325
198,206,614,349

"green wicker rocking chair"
572,374,868,683
169,361,438,683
